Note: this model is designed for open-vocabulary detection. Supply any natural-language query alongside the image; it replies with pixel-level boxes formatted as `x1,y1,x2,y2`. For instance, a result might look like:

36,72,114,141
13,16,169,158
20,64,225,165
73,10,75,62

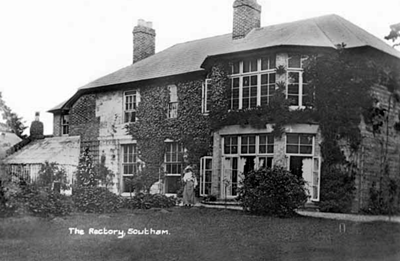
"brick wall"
232,0,261,40
133,24,155,63
53,113,61,137
69,94,100,142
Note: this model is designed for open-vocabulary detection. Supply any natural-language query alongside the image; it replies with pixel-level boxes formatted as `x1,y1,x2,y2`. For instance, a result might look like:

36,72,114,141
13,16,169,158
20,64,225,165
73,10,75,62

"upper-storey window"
202,79,212,114
230,56,276,110
61,114,69,135
124,90,138,123
287,54,313,108
168,85,178,119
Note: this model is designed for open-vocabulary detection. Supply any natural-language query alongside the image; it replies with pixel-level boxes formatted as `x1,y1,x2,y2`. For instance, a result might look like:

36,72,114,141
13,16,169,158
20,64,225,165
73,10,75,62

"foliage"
72,186,123,213
16,185,73,217
385,22,400,47
362,179,400,215
123,193,176,209
318,166,356,213
238,167,308,217
36,161,70,191
0,91,27,139
126,78,212,188
75,148,115,188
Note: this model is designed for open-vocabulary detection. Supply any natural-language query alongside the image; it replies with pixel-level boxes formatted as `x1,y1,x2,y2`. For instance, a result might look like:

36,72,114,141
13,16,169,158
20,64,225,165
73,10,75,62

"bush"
72,187,123,213
318,166,355,213
36,162,70,191
19,186,73,217
362,179,400,215
238,167,308,217
124,193,176,209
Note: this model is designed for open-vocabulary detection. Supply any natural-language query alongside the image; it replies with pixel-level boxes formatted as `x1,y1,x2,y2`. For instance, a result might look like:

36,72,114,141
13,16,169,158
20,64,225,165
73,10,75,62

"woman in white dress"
182,166,198,207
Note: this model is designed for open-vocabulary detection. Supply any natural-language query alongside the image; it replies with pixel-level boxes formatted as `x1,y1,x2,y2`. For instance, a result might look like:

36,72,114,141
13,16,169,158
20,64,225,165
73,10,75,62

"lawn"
1,207,399,260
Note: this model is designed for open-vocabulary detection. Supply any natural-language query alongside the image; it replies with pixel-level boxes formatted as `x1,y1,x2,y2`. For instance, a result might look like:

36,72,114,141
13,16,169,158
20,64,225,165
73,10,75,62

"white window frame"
164,141,183,195
199,156,213,196
311,156,321,201
61,114,69,135
285,133,321,202
121,144,138,194
222,134,275,198
202,79,212,114
168,85,178,119
229,56,276,110
286,54,309,109
124,90,140,123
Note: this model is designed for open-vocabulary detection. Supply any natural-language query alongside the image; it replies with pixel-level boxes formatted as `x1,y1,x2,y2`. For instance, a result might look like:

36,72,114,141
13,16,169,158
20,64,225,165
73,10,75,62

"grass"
1,207,400,260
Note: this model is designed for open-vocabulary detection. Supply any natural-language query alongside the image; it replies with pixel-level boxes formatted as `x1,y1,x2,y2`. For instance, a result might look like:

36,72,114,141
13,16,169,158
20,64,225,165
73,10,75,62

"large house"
8,0,400,212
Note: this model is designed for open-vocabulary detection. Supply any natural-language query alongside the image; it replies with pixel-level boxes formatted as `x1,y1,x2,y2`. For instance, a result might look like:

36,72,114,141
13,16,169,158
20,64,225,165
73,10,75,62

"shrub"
124,193,176,209
362,179,400,215
36,161,70,191
238,167,308,217
318,166,355,213
18,186,73,217
72,187,123,213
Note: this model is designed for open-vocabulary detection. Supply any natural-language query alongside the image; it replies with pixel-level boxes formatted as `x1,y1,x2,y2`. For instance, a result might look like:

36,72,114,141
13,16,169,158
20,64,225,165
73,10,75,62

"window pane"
249,146,256,154
232,62,240,74
250,98,257,108
300,146,313,154
288,55,301,68
243,76,249,87
261,57,269,70
251,75,257,85
287,134,298,144
267,145,274,153
261,74,268,85
259,145,266,154
300,135,313,145
241,146,247,154
270,56,276,69
250,59,257,72
288,72,299,83
269,73,276,84
243,60,250,73
288,95,299,106
287,145,299,154
232,78,240,88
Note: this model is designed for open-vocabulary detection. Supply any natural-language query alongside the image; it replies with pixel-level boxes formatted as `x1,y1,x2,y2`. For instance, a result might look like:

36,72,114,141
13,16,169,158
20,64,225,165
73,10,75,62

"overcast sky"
0,0,399,135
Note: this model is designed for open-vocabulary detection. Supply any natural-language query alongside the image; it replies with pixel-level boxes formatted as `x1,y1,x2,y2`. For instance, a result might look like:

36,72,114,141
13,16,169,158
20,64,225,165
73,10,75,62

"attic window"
61,114,69,135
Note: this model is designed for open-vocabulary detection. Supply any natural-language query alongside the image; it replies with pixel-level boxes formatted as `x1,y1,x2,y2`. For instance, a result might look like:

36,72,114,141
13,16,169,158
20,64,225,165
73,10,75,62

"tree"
0,92,27,139
385,23,400,48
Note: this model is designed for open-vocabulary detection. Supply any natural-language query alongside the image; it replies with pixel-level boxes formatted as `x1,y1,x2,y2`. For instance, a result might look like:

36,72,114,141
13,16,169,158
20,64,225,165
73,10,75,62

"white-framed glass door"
200,156,213,196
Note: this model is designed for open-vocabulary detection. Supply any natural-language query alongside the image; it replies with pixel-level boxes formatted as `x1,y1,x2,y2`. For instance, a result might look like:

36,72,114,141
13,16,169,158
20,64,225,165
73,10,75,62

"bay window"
222,134,274,197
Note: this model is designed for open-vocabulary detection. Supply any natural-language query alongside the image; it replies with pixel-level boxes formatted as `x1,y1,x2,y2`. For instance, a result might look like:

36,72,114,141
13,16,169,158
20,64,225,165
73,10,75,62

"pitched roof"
3,136,80,166
0,131,22,160
48,100,69,113
77,14,400,92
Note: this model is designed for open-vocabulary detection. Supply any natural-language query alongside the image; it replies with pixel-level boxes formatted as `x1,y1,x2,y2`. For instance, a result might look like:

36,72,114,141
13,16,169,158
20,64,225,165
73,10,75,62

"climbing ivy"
126,78,211,190
127,45,400,211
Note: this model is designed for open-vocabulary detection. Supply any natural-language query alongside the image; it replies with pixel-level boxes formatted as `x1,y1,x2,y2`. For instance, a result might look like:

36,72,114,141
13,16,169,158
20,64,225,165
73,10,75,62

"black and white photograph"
1,0,400,260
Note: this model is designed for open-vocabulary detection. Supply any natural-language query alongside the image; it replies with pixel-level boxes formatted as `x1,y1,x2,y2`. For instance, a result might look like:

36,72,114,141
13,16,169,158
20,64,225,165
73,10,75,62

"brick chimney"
232,0,261,40
30,112,44,139
133,19,156,63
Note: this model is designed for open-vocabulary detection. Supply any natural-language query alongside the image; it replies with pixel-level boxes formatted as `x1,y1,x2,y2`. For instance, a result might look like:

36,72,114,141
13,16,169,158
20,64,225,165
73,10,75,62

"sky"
0,0,399,135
